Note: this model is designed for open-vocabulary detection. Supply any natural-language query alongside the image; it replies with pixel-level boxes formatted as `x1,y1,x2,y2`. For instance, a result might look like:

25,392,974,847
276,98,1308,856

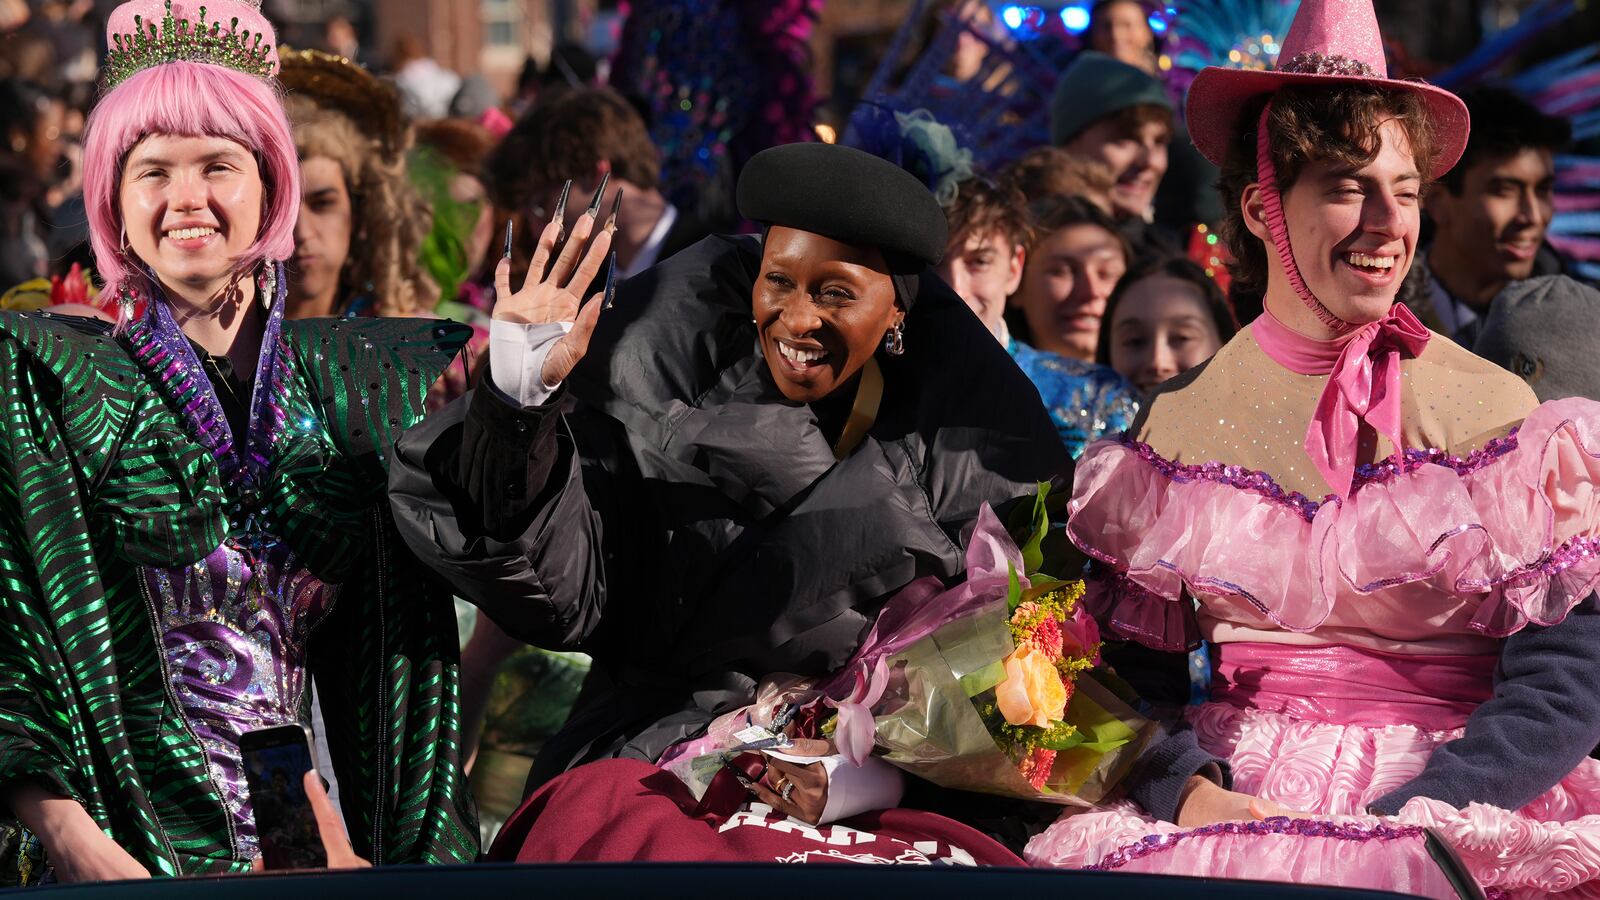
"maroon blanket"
489,759,1025,866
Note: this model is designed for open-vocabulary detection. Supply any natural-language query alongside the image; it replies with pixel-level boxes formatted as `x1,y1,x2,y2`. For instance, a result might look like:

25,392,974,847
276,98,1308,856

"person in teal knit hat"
1049,50,1174,228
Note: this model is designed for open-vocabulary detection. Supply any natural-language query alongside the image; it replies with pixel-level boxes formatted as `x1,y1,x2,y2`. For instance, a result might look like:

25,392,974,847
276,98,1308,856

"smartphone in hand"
240,724,328,871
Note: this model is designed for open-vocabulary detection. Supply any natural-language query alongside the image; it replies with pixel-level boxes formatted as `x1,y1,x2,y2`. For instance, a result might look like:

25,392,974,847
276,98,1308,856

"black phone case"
240,725,328,870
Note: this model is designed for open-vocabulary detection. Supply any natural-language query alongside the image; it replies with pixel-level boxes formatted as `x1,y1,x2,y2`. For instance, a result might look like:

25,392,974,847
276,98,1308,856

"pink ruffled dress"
1025,318,1600,899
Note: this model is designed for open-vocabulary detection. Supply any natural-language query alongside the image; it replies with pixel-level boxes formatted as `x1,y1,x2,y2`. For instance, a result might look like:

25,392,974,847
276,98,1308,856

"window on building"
483,0,520,48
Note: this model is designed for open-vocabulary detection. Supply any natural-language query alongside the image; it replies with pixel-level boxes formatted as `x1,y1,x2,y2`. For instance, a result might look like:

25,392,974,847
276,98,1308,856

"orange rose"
996,646,1068,728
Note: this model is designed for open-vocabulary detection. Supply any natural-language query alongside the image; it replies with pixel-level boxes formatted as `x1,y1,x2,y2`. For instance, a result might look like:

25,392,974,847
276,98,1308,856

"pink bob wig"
83,61,300,299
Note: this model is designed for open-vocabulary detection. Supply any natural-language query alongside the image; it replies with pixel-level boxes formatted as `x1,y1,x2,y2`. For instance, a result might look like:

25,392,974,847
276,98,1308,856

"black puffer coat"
390,235,1070,790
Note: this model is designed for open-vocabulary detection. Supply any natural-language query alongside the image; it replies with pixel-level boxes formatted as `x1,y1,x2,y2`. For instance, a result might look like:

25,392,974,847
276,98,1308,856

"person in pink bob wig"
0,0,479,883
82,58,300,307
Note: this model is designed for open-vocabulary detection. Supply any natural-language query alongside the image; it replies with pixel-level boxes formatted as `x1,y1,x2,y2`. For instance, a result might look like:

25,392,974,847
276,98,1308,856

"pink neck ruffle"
1251,301,1431,497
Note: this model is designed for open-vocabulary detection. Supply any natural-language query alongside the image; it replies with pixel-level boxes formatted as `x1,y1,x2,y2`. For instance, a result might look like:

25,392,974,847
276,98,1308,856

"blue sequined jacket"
1007,338,1140,458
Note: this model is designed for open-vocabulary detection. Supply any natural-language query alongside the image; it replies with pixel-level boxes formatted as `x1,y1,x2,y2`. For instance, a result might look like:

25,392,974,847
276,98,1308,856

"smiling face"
937,227,1025,339
288,155,353,314
1427,147,1555,289
1064,112,1170,220
1262,118,1422,327
754,226,902,404
1012,222,1127,360
119,133,264,299
1108,274,1224,395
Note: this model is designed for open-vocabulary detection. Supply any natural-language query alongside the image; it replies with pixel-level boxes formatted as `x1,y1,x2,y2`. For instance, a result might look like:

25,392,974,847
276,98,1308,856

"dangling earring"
116,284,137,331
883,321,905,357
259,263,276,310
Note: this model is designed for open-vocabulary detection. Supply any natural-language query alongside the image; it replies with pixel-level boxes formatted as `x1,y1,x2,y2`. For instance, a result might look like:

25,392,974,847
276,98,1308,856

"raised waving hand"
493,176,619,387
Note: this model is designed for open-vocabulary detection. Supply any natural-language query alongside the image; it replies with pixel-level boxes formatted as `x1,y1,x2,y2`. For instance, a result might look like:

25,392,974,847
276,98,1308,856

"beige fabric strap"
832,357,883,461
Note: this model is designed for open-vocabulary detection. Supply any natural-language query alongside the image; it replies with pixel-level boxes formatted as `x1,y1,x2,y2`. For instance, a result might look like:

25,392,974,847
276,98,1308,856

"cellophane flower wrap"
666,486,1157,806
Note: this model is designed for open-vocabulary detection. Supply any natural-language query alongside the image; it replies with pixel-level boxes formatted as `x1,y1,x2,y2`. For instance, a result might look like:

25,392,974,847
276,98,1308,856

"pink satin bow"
1304,303,1430,496
1252,303,1430,496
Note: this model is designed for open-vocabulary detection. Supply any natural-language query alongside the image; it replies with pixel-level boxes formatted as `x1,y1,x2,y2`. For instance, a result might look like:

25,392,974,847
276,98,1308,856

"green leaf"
1022,577,1071,604
1020,482,1049,574
1007,562,1024,612
1077,737,1134,753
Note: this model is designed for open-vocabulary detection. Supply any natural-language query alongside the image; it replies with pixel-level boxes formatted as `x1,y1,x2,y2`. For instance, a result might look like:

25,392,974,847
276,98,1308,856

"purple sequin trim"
122,265,290,505
1122,431,1523,521
1279,52,1378,77
1352,432,1522,489
1125,439,1327,521
1085,817,1428,872
126,304,237,464
1469,534,1600,593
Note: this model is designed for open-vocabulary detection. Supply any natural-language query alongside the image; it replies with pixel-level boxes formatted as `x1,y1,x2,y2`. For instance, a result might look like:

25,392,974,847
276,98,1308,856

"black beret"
737,142,949,273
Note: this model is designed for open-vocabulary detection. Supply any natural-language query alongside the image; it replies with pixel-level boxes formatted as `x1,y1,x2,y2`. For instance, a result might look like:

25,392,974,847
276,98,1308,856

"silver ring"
780,780,795,803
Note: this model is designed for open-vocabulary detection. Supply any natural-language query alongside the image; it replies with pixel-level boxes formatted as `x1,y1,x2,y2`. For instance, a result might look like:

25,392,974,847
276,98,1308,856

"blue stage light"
1148,13,1169,33
1060,5,1090,33
1001,4,1026,29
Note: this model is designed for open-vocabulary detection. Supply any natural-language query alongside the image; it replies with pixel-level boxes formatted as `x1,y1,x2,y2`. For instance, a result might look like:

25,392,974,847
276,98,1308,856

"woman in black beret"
389,143,1220,862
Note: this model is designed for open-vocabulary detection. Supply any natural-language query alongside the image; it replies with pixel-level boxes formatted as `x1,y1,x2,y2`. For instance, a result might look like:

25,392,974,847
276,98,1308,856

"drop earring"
116,284,136,331
883,322,905,356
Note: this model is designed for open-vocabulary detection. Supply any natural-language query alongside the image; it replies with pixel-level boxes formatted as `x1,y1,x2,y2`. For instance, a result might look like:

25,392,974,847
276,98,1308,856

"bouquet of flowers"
668,486,1156,807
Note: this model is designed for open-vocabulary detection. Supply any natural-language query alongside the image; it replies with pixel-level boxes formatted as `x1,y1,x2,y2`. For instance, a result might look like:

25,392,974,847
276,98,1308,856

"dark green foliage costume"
0,311,477,879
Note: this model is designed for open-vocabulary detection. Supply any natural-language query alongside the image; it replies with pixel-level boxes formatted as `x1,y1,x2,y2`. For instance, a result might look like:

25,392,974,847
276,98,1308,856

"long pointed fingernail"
605,188,624,233
586,171,611,218
502,221,514,259
552,179,572,228
601,251,618,309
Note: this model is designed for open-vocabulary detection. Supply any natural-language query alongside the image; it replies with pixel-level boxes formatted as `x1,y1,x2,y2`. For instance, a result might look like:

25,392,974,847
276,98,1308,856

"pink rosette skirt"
1025,644,1600,898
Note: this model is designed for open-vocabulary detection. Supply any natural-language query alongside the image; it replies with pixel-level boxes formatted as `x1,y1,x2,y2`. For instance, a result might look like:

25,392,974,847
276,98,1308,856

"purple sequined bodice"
147,537,337,857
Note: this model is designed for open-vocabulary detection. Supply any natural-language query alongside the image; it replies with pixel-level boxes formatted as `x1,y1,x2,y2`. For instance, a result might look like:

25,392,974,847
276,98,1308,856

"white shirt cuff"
765,750,905,825
488,319,572,408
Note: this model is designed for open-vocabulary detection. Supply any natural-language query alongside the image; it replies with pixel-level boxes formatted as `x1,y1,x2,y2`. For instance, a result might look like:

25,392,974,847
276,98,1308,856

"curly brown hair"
287,95,436,317
943,176,1031,253
1218,84,1438,300
485,87,660,213
414,118,496,177
1002,147,1116,210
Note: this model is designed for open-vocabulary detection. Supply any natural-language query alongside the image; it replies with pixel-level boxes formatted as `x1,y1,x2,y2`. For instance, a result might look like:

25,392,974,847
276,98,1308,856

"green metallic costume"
0,310,478,879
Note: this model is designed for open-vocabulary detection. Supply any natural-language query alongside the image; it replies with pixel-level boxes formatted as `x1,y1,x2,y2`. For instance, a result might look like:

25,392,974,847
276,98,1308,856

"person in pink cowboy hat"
1023,0,1600,895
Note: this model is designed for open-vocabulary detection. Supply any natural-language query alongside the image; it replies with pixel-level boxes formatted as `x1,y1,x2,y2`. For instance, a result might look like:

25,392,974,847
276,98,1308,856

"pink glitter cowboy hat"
1184,0,1468,179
